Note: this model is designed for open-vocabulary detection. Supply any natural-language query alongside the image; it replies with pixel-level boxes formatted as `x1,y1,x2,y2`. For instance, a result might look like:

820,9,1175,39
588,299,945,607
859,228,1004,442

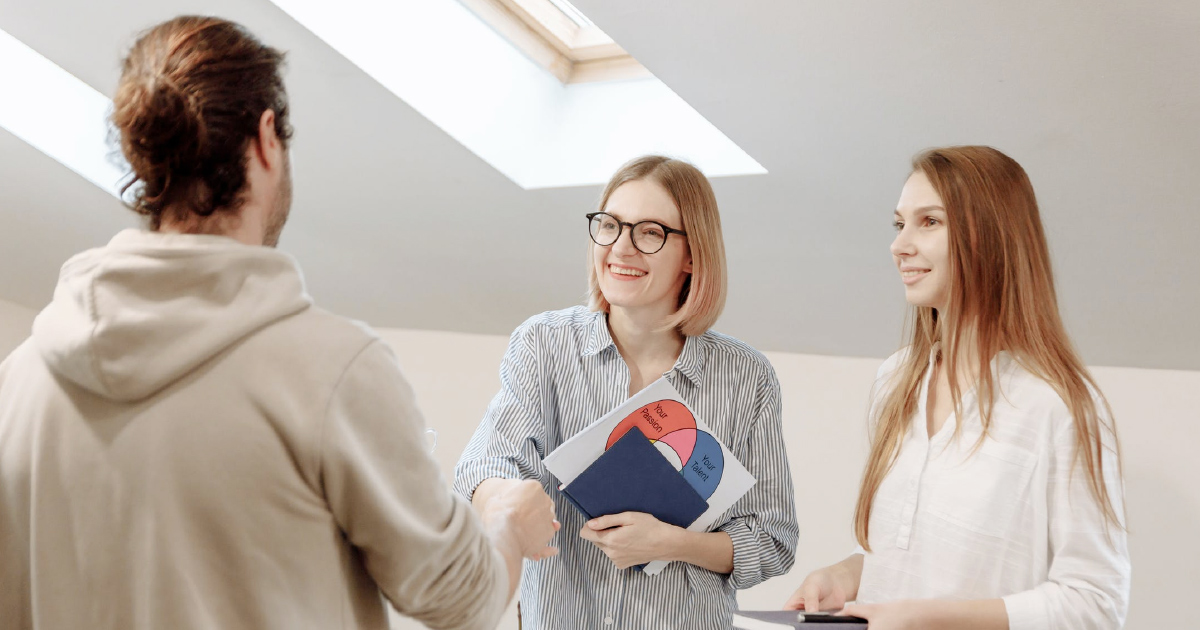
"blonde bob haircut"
587,155,727,337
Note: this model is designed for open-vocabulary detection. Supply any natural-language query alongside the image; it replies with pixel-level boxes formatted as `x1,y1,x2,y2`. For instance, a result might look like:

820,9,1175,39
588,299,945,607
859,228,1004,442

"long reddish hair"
854,146,1123,550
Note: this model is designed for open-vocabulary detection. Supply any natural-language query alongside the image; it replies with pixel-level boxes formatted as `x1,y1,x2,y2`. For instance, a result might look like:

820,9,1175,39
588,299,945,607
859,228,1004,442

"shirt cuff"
451,460,523,501
1003,589,1047,630
721,519,761,589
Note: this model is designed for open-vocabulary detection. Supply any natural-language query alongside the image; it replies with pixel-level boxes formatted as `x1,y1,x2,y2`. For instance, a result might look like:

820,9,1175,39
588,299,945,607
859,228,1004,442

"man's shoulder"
243,305,383,368
0,338,41,387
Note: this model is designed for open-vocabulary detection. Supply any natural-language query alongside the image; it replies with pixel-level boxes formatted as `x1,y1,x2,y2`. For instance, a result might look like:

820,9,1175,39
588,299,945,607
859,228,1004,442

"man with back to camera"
0,15,559,630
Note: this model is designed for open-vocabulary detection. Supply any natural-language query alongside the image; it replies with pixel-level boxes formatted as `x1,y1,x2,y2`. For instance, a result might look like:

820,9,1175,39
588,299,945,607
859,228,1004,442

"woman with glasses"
454,155,798,630
783,146,1130,630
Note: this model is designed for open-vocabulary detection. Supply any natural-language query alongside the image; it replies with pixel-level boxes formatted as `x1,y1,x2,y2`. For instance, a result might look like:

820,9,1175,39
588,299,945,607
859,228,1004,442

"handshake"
475,479,562,566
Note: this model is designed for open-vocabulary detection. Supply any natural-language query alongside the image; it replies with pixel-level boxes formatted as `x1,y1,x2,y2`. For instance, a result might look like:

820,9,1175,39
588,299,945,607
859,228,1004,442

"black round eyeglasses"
586,212,687,255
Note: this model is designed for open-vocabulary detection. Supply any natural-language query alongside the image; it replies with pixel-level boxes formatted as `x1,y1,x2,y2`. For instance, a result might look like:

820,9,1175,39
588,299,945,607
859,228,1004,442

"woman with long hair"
456,155,797,629
785,146,1130,629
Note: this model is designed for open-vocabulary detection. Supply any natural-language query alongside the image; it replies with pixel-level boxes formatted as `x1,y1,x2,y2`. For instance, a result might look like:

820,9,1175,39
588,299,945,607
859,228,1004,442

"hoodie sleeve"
319,340,508,630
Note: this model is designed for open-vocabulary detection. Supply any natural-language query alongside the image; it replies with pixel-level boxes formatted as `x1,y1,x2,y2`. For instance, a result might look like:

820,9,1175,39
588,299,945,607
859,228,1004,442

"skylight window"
269,0,766,189
546,0,593,28
459,0,649,83
0,28,126,201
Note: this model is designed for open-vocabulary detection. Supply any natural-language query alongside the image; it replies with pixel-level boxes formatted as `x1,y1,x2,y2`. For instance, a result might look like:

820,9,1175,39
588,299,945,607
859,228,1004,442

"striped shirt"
454,306,798,630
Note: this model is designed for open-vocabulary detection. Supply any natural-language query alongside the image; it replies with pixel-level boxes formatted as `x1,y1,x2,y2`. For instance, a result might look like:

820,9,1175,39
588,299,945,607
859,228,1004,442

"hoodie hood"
32,229,312,402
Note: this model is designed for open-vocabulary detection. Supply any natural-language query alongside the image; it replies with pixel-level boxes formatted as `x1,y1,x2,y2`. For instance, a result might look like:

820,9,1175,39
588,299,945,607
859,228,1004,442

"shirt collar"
672,333,707,387
581,310,708,387
581,309,615,358
929,341,1014,378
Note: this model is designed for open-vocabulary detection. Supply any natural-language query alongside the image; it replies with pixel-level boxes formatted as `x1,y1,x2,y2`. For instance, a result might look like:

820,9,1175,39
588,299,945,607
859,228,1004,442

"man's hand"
483,479,560,560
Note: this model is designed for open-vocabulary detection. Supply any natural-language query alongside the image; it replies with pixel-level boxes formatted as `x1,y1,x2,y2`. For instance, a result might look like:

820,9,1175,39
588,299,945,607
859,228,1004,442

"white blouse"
856,348,1130,630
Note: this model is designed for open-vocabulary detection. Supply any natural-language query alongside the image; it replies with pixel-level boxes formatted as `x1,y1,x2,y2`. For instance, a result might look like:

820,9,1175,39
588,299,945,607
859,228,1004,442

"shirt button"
604,616,614,625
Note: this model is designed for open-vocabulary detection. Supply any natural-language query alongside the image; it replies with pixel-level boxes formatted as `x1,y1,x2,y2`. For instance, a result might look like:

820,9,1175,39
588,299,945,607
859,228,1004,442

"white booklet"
543,377,756,575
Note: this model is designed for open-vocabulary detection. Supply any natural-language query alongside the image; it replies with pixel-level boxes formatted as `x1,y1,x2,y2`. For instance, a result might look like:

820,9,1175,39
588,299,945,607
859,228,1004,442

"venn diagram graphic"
605,399,723,500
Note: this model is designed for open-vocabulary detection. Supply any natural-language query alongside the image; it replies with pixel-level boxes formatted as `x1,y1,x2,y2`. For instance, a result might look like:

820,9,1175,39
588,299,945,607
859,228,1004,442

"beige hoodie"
0,230,507,630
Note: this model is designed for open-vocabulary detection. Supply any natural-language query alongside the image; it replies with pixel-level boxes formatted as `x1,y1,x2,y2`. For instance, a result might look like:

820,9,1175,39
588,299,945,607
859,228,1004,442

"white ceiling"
1,0,1197,370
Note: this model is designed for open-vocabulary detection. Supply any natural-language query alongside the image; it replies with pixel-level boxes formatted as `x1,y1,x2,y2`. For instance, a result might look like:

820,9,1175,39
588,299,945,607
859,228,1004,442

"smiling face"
891,170,951,311
590,178,693,316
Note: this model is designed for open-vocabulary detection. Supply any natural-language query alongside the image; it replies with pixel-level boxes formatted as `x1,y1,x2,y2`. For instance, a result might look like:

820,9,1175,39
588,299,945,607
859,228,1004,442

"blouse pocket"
925,439,1037,538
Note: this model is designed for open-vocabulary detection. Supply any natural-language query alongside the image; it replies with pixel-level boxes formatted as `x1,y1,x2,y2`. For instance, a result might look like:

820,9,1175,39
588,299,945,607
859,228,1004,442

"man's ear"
253,109,281,170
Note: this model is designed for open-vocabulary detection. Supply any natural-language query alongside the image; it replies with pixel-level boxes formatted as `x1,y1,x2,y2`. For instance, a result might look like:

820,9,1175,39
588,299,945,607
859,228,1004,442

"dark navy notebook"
559,428,709,529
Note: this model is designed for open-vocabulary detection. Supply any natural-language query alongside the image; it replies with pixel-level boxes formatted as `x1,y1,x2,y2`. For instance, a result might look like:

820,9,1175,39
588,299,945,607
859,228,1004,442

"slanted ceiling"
0,0,1197,370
